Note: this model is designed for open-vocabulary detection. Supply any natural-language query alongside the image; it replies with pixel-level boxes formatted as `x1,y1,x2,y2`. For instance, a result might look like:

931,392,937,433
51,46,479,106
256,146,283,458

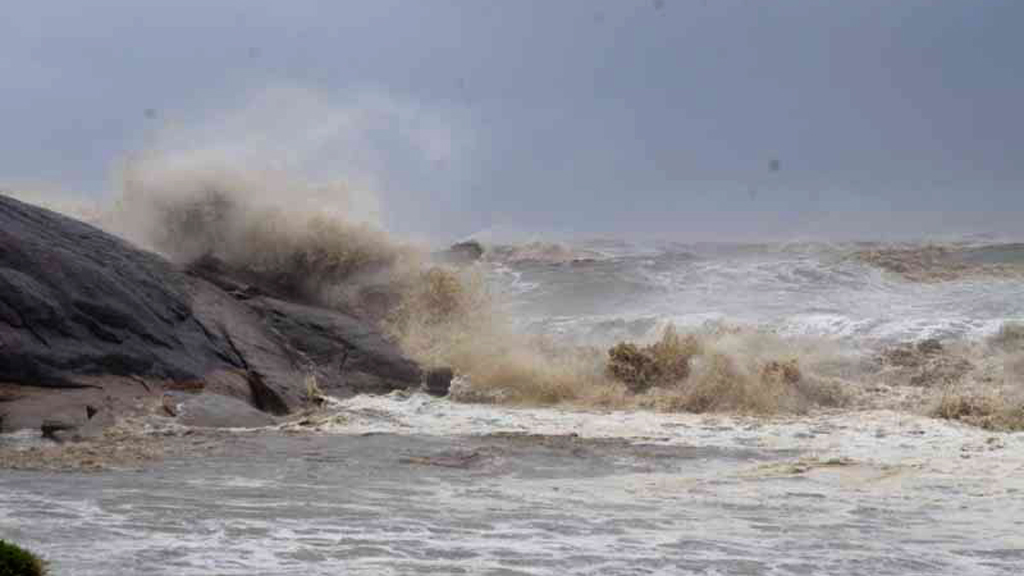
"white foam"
297,392,1024,474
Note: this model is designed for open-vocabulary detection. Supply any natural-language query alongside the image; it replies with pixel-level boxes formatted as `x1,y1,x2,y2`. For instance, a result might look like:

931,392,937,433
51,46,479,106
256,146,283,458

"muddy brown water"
2,429,1021,575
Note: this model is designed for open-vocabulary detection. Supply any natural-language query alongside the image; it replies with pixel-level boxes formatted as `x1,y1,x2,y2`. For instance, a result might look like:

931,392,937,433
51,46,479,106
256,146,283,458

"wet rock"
0,195,242,387
163,392,276,428
433,240,484,265
0,193,425,431
246,297,422,395
165,380,205,393
41,419,78,442
425,367,454,396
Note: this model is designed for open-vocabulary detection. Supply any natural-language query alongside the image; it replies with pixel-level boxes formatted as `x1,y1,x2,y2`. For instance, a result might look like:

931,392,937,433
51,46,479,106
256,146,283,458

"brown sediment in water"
414,306,1024,429
0,424,229,472
607,326,698,393
405,317,855,416
852,245,1024,282
922,323,1024,431
873,339,975,389
613,328,849,415
20,159,1024,431
8,321,1022,474
929,392,1024,432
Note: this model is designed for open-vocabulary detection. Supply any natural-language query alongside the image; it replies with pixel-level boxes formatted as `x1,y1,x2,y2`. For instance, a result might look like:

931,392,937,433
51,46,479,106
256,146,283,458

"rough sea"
3,239,1024,575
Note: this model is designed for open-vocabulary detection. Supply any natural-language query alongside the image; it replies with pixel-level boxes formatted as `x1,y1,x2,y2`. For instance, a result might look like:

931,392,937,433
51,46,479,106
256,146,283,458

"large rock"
162,392,276,428
424,367,454,397
0,194,232,386
245,297,422,395
0,194,423,432
432,240,484,265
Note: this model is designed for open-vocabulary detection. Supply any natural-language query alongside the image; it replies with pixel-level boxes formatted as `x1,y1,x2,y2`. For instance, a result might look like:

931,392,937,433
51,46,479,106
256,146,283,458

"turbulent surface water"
3,240,1024,575
490,240,1024,346
3,397,1024,575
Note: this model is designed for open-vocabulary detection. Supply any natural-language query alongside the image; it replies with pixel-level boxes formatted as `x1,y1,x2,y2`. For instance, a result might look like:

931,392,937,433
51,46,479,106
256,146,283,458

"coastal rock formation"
0,194,233,387
0,194,422,433
432,240,484,265
424,367,454,396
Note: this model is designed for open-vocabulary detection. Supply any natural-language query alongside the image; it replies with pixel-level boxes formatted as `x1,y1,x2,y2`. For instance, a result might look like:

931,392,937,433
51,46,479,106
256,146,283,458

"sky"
2,0,1022,242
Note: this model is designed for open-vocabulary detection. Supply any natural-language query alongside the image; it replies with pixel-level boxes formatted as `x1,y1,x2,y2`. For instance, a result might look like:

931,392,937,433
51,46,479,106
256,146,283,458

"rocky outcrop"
244,297,422,395
433,240,484,265
425,367,454,397
0,195,233,387
0,194,423,433
162,392,276,428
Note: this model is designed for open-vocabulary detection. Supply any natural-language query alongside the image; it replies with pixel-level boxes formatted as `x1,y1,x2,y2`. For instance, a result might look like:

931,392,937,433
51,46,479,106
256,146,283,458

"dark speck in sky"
1,1,1022,241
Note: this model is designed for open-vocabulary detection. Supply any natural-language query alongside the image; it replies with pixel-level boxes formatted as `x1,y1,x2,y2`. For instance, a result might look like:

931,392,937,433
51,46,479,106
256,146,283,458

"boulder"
425,367,453,396
0,193,425,432
0,194,235,386
245,297,422,395
433,240,484,265
162,392,276,428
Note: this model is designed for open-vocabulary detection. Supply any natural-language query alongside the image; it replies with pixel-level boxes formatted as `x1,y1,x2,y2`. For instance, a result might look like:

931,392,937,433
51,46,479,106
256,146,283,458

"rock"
425,367,453,396
162,392,276,428
245,297,422,395
165,381,205,393
0,193,426,432
0,194,236,386
0,378,148,434
433,240,484,265
41,419,78,442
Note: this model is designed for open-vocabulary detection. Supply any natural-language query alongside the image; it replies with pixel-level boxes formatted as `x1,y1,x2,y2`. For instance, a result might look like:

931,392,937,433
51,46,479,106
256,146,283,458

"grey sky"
2,0,1022,242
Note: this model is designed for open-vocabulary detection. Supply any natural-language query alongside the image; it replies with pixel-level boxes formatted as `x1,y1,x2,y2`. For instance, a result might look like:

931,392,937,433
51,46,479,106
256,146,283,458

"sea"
3,239,1024,575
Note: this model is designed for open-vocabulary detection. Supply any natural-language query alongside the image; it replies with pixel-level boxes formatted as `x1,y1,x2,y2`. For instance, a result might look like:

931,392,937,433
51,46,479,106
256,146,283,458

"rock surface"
0,194,232,387
432,240,484,265
0,194,423,433
162,392,276,428
245,297,422,395
424,367,454,397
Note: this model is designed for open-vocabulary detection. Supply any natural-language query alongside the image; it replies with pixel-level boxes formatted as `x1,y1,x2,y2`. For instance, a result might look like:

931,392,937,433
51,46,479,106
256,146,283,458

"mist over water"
13,117,1024,414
